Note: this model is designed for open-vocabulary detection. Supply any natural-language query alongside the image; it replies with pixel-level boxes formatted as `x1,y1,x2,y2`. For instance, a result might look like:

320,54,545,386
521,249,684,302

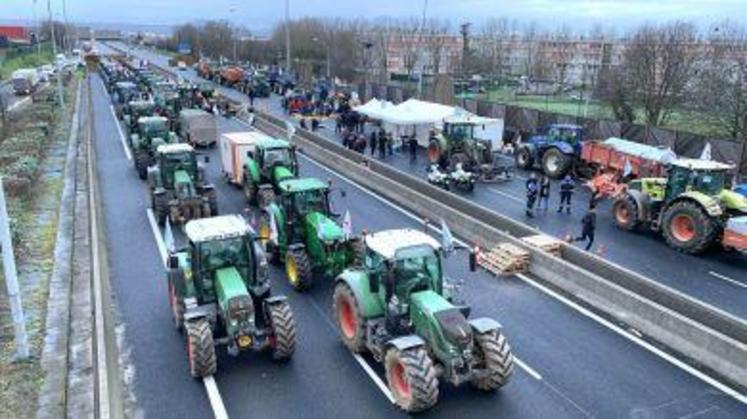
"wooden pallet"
478,243,531,276
521,234,563,256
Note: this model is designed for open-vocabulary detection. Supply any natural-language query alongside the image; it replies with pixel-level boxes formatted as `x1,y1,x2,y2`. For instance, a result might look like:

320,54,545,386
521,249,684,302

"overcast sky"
2,0,745,34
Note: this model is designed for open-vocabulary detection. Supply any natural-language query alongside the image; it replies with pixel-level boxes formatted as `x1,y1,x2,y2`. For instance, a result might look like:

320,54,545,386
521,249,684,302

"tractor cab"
155,144,199,189
137,116,170,142
114,81,138,104
542,124,584,146
664,159,731,201
256,139,298,182
278,178,335,242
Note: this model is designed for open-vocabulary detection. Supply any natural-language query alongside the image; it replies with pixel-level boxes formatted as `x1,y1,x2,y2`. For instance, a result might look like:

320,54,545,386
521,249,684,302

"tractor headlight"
237,335,252,348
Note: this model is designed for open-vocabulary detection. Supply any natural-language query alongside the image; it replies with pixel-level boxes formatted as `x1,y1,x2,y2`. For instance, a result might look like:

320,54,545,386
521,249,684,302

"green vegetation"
0,44,54,80
0,76,77,418
483,87,731,138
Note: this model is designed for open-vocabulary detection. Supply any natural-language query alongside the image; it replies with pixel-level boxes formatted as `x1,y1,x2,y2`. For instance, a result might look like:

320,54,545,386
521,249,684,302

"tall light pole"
47,0,65,108
229,5,238,62
62,0,69,52
284,0,291,72
312,37,330,79
33,0,41,55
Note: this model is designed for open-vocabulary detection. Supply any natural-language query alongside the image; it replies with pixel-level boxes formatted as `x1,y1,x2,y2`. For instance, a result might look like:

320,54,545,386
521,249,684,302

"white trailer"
220,131,275,184
179,109,217,147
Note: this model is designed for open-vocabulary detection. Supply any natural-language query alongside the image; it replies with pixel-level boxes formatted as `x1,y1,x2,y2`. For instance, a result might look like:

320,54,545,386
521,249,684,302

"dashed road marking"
145,208,230,418
109,104,132,161
487,187,524,204
708,271,747,289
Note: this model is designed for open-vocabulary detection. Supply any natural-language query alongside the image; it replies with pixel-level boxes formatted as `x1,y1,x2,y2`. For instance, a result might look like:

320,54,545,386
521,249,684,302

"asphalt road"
89,60,746,418
109,41,747,321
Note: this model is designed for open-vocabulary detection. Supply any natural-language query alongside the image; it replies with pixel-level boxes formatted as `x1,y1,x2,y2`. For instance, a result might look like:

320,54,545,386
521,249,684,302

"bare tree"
395,18,423,79
596,65,636,123
479,18,512,77
622,21,700,125
696,21,747,141
422,19,451,75
549,25,575,87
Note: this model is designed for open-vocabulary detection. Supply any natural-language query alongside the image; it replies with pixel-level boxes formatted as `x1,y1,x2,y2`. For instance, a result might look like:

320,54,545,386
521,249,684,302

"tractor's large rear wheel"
186,319,216,378
243,179,257,204
258,189,276,208
612,194,640,231
208,193,218,216
152,192,170,226
384,346,439,413
662,201,720,254
515,146,534,169
427,142,441,164
470,330,514,391
135,153,149,180
267,301,297,361
333,282,365,353
285,248,313,291
542,148,572,178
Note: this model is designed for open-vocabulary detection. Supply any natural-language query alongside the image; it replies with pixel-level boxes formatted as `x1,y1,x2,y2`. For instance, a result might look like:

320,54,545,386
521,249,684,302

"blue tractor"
515,124,584,178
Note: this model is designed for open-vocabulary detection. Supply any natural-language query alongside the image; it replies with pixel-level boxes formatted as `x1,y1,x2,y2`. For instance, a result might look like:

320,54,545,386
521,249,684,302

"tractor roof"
278,177,327,193
179,108,210,118
116,81,136,88
157,143,193,154
550,123,583,130
670,158,734,171
128,99,154,107
185,215,252,243
364,229,441,259
222,131,273,145
138,116,168,124
256,137,290,149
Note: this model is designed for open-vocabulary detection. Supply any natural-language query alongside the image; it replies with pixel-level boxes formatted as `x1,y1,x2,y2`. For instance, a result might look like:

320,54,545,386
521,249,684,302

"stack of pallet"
521,234,563,256
478,243,531,276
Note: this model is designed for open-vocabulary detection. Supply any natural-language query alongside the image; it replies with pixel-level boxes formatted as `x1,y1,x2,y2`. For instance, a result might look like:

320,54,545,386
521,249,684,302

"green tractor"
148,143,218,225
612,159,747,254
131,116,178,180
122,99,156,135
332,228,513,412
260,177,363,291
167,215,297,377
112,81,139,119
242,137,299,207
427,116,505,181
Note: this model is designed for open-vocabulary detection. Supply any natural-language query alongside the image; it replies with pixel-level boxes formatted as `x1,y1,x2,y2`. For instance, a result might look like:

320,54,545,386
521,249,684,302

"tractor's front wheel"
384,346,439,413
267,301,297,361
662,201,720,254
542,148,572,178
285,248,313,291
470,330,514,391
186,319,216,378
258,189,276,208
612,194,640,231
152,192,169,226
333,282,366,352
515,146,534,169
134,153,149,180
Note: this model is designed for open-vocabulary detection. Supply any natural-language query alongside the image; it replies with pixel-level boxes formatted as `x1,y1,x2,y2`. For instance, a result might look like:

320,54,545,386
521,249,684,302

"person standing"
557,174,575,214
248,87,255,107
369,130,378,156
408,135,418,162
378,132,387,159
573,205,597,251
525,173,539,217
537,175,551,211
387,133,394,156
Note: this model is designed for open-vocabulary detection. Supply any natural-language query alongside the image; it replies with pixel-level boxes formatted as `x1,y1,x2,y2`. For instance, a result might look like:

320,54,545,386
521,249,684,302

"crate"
478,243,530,276
521,234,563,256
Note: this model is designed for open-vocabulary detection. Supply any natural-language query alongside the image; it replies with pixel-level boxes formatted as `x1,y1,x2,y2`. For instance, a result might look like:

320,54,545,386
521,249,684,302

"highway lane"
91,68,747,416
111,42,747,320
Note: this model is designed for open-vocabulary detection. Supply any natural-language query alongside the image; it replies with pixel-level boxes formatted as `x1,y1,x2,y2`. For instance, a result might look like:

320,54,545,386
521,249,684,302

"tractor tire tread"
186,319,216,378
268,301,297,361
662,200,721,254
386,347,439,412
333,283,366,353
471,330,514,391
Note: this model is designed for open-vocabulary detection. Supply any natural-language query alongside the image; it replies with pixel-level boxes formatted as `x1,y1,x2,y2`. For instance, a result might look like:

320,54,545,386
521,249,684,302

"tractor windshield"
164,152,196,175
692,170,726,195
142,120,168,138
548,126,580,144
446,123,474,141
263,147,292,168
292,189,329,215
199,237,253,281
391,245,441,294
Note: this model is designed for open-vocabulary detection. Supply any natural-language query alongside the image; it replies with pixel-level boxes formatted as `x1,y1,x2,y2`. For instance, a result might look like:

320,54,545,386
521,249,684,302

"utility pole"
284,0,291,73
33,0,41,55
62,0,69,52
460,22,471,77
47,0,65,108
0,178,29,360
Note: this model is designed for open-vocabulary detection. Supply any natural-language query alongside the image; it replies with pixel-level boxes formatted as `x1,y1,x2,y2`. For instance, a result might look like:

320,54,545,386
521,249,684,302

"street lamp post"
285,0,291,72
47,0,65,108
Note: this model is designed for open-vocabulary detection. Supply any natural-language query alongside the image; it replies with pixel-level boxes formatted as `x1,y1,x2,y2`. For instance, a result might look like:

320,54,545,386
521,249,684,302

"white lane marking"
294,149,747,403
515,272,747,405
109,104,132,161
295,153,543,381
487,187,524,204
352,353,396,404
203,376,230,419
708,271,747,289
8,96,31,111
145,208,230,417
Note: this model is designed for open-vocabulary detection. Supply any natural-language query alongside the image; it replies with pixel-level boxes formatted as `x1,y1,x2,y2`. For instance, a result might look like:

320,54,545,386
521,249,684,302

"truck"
515,123,584,178
11,69,40,95
148,143,218,225
168,215,297,377
179,109,217,147
332,229,513,412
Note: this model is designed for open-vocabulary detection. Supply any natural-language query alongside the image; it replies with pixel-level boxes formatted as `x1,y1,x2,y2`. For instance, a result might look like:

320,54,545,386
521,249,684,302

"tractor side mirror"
167,254,179,269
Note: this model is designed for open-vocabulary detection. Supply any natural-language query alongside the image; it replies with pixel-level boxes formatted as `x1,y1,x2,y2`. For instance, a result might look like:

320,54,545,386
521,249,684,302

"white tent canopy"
353,98,395,121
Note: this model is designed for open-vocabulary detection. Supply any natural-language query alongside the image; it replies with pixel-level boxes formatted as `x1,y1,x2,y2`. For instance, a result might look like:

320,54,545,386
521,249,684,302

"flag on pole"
268,211,279,245
164,217,175,253
622,157,633,178
700,142,712,161
440,218,454,253
342,210,352,240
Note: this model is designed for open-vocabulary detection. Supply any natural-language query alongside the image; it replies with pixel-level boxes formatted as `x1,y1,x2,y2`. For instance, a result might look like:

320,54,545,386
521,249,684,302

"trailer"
178,109,217,147
220,131,275,185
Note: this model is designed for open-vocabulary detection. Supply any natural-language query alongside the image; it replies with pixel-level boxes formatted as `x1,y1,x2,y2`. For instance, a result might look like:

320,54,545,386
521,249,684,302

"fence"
358,83,747,177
